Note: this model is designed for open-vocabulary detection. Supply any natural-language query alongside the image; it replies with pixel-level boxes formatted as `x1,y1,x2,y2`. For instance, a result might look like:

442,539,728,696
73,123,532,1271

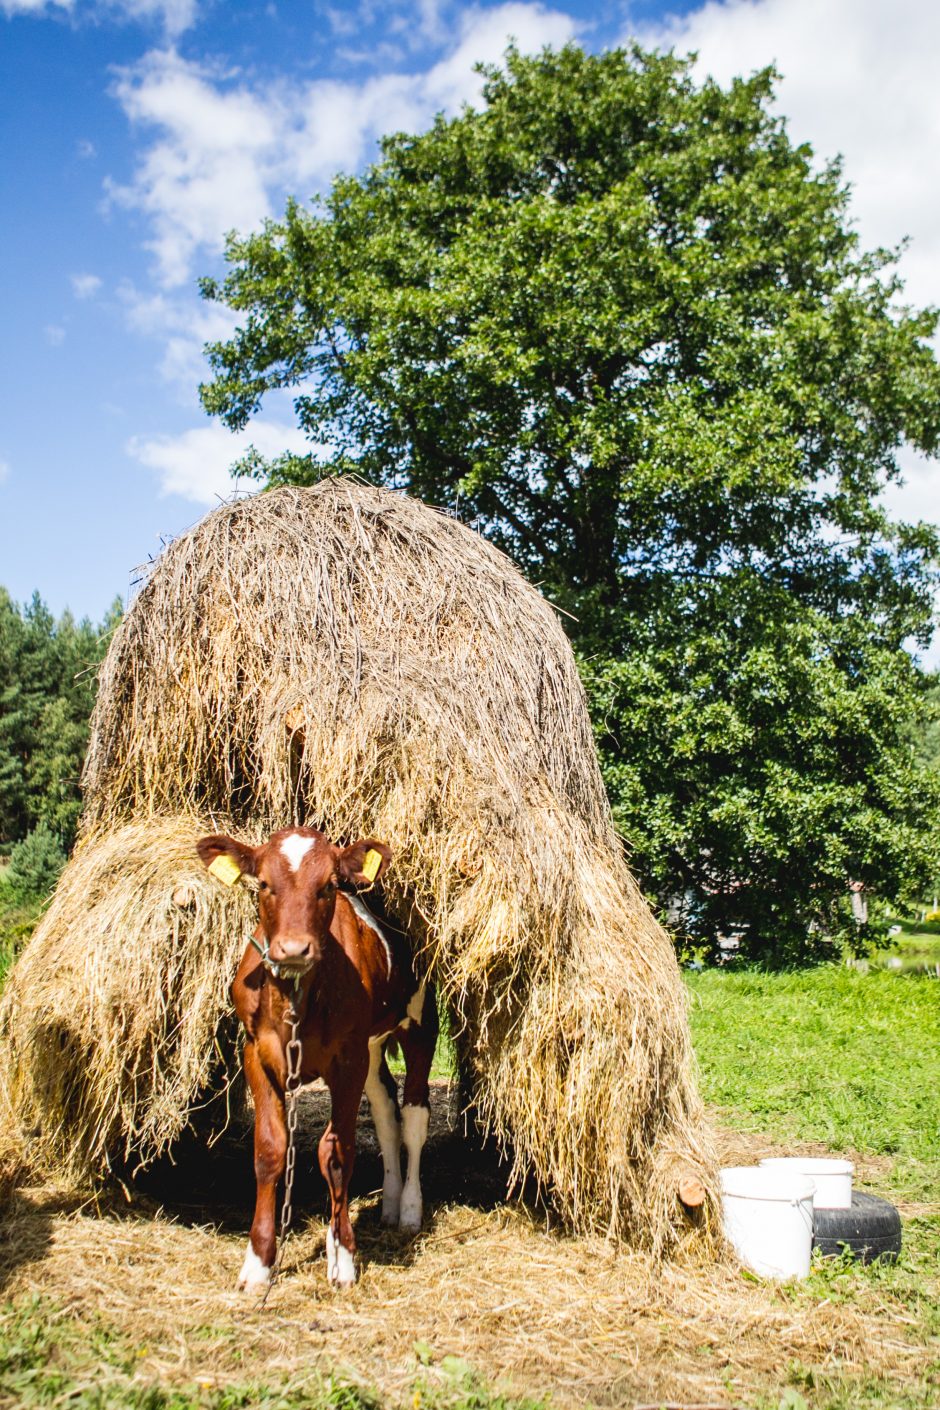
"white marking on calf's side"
365,1039,403,1224
237,1242,271,1291
326,1226,356,1286
280,833,315,872
400,1102,429,1233
346,892,394,976
405,980,427,1026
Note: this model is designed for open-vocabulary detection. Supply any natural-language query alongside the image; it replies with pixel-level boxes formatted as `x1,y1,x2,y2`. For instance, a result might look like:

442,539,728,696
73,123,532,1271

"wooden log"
678,1173,707,1208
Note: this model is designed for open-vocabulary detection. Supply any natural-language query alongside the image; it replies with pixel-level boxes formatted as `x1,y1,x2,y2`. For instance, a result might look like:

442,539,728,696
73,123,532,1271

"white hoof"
399,1189,423,1233
326,1226,357,1286
399,1103,428,1234
381,1188,402,1226
237,1242,272,1292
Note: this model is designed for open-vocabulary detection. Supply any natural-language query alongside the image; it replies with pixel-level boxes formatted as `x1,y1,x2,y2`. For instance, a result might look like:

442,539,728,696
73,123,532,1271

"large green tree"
199,44,940,959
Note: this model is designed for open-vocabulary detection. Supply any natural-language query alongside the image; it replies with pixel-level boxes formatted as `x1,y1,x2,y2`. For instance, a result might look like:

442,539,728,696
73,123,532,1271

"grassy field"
0,931,937,1408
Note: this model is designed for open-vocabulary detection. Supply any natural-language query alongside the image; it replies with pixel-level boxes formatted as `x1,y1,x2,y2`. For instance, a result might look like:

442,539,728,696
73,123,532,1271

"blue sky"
1,0,938,646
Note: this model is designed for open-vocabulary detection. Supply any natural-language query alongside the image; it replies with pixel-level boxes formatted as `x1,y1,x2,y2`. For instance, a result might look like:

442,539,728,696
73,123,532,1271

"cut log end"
678,1174,707,1208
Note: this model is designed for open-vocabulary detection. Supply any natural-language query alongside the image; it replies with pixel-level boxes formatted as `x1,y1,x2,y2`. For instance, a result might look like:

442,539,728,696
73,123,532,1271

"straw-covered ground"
0,965,937,1410
0,481,716,1249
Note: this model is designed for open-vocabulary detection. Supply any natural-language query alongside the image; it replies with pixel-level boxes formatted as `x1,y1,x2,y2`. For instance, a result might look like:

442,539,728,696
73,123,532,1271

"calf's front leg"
239,1037,286,1292
320,1052,368,1286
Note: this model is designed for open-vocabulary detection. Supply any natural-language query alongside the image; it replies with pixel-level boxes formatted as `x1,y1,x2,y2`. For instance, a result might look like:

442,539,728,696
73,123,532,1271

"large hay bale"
0,818,254,1183
2,480,717,1247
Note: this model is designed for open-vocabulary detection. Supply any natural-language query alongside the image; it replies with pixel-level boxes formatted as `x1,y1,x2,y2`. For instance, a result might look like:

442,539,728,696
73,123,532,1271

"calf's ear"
196,834,259,885
336,839,392,886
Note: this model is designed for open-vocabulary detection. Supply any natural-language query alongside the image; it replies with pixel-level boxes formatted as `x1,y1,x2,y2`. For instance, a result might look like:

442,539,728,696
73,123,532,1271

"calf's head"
197,827,391,974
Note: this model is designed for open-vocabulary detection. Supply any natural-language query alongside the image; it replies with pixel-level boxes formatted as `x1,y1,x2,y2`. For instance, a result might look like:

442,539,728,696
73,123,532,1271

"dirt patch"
1,1092,935,1409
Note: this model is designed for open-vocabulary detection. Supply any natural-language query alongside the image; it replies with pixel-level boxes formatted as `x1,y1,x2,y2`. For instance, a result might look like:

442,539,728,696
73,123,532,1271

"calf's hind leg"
398,983,438,1233
365,1039,403,1225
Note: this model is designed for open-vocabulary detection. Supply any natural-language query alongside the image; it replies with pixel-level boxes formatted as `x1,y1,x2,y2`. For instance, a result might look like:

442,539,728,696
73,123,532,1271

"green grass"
0,1298,545,1410
0,890,41,988
687,963,940,1410
686,966,940,1164
2,931,937,1408
0,1296,381,1408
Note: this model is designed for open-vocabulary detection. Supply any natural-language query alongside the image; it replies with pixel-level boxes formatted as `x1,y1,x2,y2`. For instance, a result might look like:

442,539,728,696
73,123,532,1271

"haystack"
1,479,717,1248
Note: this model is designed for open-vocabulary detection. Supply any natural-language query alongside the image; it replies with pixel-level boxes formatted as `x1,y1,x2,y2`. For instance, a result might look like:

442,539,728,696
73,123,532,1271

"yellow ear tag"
361,848,382,883
208,854,242,886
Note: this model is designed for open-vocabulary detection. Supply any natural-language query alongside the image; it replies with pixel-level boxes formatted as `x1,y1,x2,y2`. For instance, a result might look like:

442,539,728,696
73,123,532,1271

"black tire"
813,1191,902,1263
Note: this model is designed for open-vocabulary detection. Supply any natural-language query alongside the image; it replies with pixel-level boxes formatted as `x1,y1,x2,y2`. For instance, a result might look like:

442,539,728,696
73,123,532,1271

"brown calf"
198,827,437,1288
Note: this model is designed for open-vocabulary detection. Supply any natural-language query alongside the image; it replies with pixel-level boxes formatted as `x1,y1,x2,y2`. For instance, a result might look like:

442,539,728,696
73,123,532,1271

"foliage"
0,821,66,901
583,609,940,961
0,587,119,848
198,44,940,959
909,677,940,771
0,892,41,990
0,822,63,986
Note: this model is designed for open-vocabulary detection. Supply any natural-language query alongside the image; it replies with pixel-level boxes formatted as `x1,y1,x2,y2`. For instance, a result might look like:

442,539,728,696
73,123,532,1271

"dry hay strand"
1,1135,935,1410
5,479,717,1248
0,818,255,1184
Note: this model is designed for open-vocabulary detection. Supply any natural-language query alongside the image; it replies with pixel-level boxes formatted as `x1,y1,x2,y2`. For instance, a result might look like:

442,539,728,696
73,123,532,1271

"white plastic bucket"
721,1166,816,1279
760,1157,853,1210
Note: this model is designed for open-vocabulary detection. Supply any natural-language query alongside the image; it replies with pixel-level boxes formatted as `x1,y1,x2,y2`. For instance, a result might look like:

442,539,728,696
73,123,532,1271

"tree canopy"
199,43,940,959
0,589,119,849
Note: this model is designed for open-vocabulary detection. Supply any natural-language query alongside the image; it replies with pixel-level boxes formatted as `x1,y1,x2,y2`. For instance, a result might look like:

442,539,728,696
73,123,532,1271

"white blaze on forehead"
280,833,316,872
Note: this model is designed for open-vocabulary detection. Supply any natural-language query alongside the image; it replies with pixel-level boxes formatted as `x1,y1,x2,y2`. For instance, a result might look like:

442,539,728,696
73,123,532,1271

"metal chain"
259,975,303,1309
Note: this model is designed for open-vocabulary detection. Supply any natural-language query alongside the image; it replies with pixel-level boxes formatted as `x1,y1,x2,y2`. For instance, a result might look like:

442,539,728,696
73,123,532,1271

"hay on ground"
1,479,717,1249
0,1119,932,1410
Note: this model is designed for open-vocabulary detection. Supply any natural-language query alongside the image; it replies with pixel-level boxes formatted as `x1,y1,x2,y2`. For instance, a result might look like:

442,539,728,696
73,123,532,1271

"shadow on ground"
129,1078,514,1265
0,1188,58,1293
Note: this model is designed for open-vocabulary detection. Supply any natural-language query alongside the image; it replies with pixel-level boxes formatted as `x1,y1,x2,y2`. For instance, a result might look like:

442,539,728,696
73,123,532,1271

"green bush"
1,821,66,902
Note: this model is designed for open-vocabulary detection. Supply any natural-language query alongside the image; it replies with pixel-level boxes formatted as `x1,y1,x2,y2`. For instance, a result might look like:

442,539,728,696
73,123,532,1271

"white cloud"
126,419,313,502
117,280,238,393
107,50,281,286
44,323,66,345
108,4,578,286
76,138,97,159
1,0,196,32
109,0,197,34
1,0,71,13
425,2,576,109
71,271,102,299
0,458,10,485
881,445,940,527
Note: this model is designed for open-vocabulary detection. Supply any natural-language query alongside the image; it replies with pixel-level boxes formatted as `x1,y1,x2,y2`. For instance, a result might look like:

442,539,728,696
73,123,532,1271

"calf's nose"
270,934,315,963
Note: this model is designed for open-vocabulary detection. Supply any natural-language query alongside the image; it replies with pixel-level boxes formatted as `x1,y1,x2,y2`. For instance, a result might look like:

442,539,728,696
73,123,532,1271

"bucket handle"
793,1197,814,1236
